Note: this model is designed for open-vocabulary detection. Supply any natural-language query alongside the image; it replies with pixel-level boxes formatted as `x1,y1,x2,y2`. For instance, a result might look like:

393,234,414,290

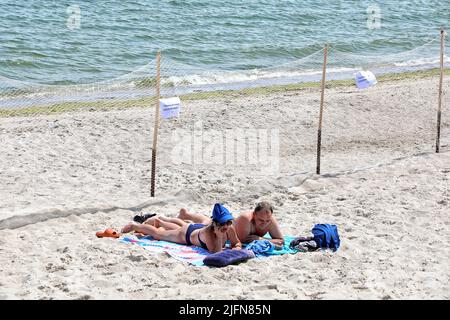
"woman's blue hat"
211,203,234,224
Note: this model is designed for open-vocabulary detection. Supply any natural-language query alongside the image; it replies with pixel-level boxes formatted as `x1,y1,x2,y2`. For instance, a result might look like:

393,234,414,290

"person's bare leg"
143,217,180,230
157,216,189,227
177,208,211,224
122,222,187,243
122,221,151,234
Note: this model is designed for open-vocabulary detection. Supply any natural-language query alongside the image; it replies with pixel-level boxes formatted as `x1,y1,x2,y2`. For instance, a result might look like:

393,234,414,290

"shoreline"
0,67,448,118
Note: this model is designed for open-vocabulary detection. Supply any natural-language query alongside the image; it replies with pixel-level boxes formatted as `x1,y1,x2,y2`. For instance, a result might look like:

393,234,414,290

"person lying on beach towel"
176,201,284,246
121,203,242,253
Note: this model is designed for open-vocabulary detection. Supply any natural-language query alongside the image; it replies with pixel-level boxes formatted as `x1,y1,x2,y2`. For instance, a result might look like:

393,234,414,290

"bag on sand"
312,224,340,252
203,249,255,267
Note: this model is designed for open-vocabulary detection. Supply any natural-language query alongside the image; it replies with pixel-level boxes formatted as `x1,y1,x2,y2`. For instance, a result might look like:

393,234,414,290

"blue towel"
245,240,275,255
243,235,299,258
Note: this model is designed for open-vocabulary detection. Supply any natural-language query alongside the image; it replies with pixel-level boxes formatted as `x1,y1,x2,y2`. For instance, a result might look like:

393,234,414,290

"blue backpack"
312,224,340,252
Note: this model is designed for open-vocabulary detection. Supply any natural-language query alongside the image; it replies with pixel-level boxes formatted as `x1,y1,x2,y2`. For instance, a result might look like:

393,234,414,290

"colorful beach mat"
120,235,210,266
120,234,300,266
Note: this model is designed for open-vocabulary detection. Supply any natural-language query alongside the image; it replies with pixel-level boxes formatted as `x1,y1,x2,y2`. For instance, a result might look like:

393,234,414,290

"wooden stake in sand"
436,28,445,153
316,44,328,174
151,52,161,197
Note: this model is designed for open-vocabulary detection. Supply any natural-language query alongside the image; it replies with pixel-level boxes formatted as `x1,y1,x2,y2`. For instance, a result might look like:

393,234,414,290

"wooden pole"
436,28,445,153
151,51,161,197
316,44,328,174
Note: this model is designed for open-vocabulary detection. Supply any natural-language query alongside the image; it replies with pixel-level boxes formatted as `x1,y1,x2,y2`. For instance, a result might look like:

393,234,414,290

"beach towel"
203,249,255,267
120,235,210,266
120,234,300,266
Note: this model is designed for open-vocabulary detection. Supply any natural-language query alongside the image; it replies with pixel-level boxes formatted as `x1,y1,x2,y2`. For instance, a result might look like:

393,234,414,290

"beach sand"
0,76,449,299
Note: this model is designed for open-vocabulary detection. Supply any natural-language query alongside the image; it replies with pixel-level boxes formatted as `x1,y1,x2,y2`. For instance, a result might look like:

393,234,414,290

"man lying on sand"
121,204,242,253
177,201,284,246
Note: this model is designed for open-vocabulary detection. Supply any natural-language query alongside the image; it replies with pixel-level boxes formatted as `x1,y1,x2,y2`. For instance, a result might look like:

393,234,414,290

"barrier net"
0,35,447,218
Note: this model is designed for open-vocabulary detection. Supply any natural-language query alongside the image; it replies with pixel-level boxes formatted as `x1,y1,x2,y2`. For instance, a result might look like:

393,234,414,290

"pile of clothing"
290,224,341,252
289,236,318,252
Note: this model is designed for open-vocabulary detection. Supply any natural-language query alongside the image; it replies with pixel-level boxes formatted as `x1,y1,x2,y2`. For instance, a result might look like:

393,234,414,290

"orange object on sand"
96,228,121,238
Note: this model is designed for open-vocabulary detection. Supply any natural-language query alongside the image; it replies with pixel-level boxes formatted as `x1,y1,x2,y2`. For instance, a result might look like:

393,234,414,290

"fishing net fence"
0,33,447,218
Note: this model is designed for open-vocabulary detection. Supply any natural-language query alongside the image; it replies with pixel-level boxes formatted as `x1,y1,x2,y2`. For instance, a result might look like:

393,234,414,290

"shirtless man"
177,201,284,246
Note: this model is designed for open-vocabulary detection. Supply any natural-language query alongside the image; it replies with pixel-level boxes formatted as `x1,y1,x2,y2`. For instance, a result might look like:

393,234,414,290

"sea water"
0,0,448,87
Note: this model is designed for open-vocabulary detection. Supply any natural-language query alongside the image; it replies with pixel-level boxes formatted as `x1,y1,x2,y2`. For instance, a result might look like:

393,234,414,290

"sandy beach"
0,76,449,300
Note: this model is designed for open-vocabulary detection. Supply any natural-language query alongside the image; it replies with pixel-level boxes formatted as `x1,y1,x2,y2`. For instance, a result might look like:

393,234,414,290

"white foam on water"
393,56,449,67
163,66,357,87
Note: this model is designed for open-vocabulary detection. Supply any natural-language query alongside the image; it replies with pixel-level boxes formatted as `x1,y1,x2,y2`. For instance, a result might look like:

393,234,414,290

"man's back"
234,211,256,241
234,209,284,245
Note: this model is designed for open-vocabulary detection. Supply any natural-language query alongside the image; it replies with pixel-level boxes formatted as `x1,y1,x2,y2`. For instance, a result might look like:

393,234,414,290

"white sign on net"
159,97,181,119
355,71,377,89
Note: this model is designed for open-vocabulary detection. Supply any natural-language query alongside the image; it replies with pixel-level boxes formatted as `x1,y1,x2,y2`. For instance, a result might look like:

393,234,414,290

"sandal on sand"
133,213,157,224
96,228,121,238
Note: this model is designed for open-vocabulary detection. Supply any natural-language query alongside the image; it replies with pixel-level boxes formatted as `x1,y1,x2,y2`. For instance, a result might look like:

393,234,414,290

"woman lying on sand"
121,204,242,253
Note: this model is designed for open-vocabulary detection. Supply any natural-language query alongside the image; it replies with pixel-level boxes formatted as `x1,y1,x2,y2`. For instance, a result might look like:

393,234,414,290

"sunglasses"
217,220,233,227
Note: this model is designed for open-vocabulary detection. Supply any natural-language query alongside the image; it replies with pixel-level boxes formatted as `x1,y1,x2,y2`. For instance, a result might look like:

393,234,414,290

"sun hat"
211,203,234,224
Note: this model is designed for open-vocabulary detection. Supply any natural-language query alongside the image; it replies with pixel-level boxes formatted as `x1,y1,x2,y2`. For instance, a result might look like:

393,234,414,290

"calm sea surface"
0,0,448,85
